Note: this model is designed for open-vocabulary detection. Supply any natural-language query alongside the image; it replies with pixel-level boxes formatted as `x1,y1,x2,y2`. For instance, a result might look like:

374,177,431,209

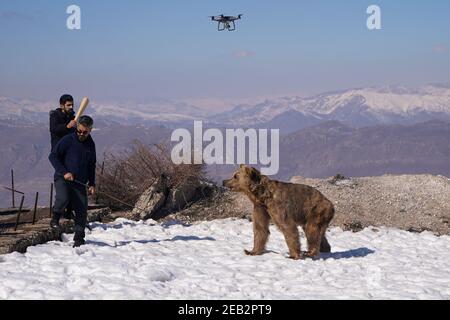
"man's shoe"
73,239,86,248
73,230,86,248
50,215,61,229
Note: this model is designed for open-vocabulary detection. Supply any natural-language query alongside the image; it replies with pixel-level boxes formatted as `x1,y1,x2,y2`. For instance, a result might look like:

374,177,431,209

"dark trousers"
53,177,88,239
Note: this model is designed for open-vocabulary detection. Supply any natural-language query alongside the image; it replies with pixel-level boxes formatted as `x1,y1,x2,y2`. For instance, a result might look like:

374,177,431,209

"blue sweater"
49,132,97,187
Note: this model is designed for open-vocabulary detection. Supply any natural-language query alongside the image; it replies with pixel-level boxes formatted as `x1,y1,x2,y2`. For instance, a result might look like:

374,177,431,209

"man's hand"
66,120,77,129
88,186,96,196
64,173,74,181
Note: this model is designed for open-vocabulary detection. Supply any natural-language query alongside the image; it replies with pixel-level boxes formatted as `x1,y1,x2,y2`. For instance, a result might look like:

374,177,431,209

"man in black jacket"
49,115,97,247
49,95,78,220
50,94,77,151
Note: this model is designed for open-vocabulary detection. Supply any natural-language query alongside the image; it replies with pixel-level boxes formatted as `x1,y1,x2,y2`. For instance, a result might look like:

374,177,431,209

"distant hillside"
277,120,450,180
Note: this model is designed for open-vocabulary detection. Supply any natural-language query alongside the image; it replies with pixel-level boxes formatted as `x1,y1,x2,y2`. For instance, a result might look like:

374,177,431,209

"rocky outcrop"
131,175,215,221
165,178,201,212
165,179,215,211
161,186,249,223
291,174,450,235
132,175,168,220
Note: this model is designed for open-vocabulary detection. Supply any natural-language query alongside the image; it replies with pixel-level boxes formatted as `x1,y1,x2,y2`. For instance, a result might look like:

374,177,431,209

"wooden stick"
49,183,53,218
14,195,25,231
3,186,24,195
11,169,15,208
74,97,90,121
32,192,39,225
96,161,105,204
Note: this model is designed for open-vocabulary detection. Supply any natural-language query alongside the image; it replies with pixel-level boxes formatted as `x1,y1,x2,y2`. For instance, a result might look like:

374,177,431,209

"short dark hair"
60,94,74,106
78,115,94,128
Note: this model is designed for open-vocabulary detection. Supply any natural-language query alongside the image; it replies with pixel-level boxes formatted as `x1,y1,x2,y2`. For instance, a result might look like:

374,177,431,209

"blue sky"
0,0,449,104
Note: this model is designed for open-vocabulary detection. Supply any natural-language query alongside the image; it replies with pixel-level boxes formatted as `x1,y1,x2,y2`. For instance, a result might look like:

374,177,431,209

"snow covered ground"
1,218,450,300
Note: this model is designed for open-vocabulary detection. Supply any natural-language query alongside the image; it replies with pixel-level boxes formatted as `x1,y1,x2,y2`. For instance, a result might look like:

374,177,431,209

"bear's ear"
240,164,246,169
249,167,261,183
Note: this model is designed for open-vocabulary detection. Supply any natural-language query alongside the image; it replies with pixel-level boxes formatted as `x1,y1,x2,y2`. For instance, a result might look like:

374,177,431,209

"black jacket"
49,132,97,187
49,108,76,150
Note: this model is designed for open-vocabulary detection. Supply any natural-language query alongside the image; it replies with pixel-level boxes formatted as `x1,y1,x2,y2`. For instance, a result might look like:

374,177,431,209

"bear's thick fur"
223,165,335,259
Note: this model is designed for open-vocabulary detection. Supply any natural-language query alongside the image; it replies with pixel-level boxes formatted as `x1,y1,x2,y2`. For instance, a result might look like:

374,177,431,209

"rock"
407,226,429,233
343,221,365,233
165,178,205,212
160,188,251,224
328,174,347,185
132,175,168,220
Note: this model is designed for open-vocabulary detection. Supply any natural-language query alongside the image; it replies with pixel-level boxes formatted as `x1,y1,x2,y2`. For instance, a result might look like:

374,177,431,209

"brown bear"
223,165,335,260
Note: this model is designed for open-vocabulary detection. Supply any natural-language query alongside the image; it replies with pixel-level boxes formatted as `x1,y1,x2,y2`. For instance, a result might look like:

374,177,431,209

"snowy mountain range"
1,84,450,131
0,97,209,127
210,84,450,131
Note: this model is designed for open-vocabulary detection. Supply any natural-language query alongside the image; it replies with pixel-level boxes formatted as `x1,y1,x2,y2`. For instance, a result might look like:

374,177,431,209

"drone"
210,14,243,31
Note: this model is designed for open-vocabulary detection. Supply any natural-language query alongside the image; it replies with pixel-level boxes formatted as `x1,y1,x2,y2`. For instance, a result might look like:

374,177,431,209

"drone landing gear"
217,21,236,31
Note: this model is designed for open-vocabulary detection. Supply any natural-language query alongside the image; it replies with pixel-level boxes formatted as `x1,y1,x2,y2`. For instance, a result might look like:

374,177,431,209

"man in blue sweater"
49,115,97,247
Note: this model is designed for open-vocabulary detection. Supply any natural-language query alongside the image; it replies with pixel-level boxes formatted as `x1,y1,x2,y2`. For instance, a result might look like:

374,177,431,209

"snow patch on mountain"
211,85,450,126
0,97,210,125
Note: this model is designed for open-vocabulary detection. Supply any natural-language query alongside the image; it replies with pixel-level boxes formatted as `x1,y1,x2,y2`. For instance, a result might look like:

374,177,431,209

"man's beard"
63,108,74,115
77,135,88,142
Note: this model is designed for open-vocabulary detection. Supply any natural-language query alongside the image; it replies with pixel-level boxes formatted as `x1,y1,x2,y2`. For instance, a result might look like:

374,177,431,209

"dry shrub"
96,140,205,210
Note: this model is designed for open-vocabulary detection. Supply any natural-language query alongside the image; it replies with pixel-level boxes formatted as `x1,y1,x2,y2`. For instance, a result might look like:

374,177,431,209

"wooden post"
49,183,53,218
96,161,105,204
32,192,39,225
14,195,25,231
11,169,15,208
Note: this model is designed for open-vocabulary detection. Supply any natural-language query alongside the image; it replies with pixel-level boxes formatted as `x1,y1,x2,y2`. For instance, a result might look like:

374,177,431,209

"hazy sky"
0,0,449,105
